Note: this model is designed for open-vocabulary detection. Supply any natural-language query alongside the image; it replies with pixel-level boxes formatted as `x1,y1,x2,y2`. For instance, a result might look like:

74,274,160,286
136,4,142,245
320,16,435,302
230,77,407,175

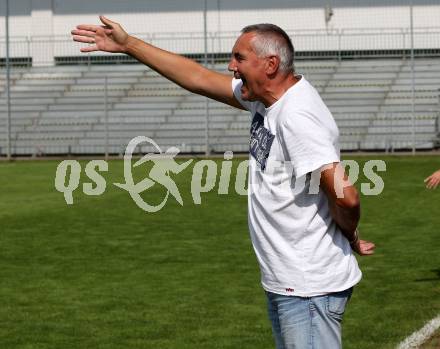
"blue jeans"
266,288,353,349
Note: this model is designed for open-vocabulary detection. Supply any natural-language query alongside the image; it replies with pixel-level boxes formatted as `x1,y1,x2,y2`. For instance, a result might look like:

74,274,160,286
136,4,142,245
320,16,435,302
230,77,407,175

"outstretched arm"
424,169,440,189
71,16,243,109
320,163,375,256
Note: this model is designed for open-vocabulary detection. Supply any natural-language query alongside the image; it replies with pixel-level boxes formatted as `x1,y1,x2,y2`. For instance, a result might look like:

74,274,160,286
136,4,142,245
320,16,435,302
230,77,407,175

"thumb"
99,15,115,28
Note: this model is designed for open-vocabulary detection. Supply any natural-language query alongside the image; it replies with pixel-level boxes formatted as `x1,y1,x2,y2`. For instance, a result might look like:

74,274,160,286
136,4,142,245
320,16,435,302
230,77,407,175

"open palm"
71,16,129,53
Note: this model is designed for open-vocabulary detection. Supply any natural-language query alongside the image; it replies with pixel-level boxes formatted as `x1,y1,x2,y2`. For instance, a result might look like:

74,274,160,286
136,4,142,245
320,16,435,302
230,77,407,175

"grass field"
0,155,439,349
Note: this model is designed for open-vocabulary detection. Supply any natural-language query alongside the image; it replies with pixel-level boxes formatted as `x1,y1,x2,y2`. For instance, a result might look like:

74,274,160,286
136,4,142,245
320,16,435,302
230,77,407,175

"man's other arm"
319,163,375,256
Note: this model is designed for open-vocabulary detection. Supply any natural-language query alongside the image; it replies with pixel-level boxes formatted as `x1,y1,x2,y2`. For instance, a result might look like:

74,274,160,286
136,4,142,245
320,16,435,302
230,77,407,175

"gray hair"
241,23,294,73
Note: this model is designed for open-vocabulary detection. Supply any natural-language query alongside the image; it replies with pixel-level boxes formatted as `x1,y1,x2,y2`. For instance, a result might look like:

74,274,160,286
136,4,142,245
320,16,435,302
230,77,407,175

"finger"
360,241,375,251
362,250,375,255
76,24,99,32
80,45,99,53
424,176,431,183
71,29,96,38
95,26,110,36
72,35,95,44
361,245,375,253
99,15,115,28
360,243,375,250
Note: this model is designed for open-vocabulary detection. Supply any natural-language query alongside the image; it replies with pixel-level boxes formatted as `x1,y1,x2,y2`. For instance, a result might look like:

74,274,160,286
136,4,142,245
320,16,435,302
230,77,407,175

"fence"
1,10,440,157
2,27,440,67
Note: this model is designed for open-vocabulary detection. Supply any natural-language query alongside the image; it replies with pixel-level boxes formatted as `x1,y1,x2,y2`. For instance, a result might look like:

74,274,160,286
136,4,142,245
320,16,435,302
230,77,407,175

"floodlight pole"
6,0,12,160
204,0,210,157
410,1,415,155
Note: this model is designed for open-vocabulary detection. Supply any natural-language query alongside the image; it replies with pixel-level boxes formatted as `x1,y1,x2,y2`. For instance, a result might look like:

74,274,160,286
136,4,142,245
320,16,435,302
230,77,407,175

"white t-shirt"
232,75,362,297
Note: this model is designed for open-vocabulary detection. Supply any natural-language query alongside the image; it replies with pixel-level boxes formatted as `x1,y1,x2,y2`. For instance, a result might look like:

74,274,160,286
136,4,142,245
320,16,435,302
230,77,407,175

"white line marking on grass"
397,315,440,349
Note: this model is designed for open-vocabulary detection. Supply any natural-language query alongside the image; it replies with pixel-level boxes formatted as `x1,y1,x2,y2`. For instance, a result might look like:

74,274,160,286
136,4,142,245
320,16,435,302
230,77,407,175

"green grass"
0,155,439,349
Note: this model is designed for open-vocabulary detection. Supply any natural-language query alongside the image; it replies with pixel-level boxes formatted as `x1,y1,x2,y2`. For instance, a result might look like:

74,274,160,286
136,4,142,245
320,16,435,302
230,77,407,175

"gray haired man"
72,17,375,348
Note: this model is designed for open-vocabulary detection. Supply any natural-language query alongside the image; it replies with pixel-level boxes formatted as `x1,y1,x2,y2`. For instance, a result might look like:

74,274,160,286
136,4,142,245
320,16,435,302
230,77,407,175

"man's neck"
261,73,300,107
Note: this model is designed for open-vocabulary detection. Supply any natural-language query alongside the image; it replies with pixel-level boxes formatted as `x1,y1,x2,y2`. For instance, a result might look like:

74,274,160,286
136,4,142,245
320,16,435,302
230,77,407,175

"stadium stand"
0,58,439,155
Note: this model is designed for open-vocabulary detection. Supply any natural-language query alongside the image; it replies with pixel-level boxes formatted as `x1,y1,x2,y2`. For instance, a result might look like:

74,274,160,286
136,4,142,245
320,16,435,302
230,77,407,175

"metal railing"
1,27,440,67
1,28,440,157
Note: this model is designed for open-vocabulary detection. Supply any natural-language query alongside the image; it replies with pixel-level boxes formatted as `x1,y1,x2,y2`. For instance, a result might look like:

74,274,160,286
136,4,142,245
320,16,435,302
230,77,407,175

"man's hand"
424,169,440,189
350,238,376,256
71,15,130,53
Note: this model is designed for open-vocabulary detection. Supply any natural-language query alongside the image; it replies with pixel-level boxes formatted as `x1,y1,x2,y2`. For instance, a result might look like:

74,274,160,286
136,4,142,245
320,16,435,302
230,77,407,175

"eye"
234,53,243,62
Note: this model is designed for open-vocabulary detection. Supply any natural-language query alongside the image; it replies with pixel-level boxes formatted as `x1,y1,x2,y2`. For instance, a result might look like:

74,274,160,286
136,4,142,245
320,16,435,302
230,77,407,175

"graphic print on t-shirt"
249,112,275,171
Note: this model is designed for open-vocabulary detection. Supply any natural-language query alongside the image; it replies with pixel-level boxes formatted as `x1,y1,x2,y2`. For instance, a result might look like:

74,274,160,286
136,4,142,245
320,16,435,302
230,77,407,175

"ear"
265,55,280,75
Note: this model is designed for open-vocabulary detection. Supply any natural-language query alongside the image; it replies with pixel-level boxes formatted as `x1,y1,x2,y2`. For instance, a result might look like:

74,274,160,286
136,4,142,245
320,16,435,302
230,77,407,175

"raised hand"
71,15,130,53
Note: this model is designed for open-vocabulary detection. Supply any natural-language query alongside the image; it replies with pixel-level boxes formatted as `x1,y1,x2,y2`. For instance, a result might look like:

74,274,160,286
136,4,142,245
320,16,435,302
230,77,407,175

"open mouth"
241,77,247,90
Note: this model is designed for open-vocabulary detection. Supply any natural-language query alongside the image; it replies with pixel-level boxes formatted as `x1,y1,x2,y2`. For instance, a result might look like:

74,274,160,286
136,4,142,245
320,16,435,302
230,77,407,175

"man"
72,17,375,348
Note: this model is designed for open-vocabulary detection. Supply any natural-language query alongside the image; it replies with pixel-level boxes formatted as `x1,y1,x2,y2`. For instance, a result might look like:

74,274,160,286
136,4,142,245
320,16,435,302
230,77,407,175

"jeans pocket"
326,287,353,321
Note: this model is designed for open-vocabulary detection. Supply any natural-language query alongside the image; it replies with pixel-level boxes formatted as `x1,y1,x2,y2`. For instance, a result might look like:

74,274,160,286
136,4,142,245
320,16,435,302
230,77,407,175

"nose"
228,58,236,73
228,59,240,79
